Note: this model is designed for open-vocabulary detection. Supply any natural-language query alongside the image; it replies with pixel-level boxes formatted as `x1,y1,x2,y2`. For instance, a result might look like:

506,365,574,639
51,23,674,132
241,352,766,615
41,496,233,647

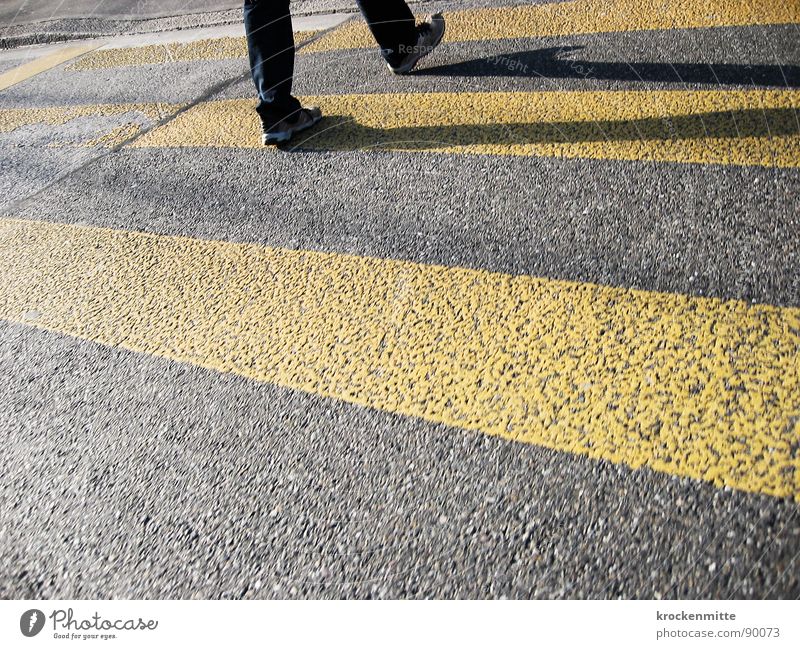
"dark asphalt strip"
5,146,798,307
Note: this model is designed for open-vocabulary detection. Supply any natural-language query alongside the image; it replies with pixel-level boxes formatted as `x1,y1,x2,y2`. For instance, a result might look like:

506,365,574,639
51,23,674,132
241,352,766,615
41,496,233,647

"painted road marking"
0,43,105,91
27,1,800,71
3,90,798,167
1,218,798,500
67,32,318,71
0,103,181,147
132,90,800,168
305,0,800,53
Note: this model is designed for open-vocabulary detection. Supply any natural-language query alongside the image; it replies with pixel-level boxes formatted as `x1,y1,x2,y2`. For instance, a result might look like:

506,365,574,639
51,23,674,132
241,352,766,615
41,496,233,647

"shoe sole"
389,17,446,75
263,113,323,145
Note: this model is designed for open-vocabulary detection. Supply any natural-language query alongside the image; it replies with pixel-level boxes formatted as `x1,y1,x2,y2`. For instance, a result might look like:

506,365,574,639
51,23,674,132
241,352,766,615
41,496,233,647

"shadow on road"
292,107,798,154
416,47,800,88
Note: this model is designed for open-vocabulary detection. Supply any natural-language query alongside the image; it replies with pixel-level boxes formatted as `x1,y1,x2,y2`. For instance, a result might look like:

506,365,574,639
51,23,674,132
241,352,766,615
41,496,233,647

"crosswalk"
0,42,104,90
34,1,800,70
68,31,319,71
3,89,798,166
1,217,798,499
305,0,799,52
131,90,800,167
1,1,799,506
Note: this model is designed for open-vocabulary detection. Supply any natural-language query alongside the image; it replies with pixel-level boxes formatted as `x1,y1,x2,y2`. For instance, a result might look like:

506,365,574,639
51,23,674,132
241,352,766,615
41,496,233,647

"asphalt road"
0,0,799,598
0,1,238,24
0,0,436,26
0,0,436,49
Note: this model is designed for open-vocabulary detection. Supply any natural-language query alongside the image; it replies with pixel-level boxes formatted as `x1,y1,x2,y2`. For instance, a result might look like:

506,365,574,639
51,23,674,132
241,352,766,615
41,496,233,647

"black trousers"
243,0,418,124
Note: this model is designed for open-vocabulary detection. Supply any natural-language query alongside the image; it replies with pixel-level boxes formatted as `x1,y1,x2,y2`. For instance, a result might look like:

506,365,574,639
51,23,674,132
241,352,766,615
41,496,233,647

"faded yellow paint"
306,0,800,53
0,103,181,147
133,90,800,168
67,32,318,71
1,218,798,499
4,90,798,167
0,43,104,91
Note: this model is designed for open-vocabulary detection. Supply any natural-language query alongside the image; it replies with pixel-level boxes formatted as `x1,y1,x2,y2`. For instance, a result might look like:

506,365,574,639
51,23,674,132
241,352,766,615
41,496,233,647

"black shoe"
262,106,323,145
388,14,446,75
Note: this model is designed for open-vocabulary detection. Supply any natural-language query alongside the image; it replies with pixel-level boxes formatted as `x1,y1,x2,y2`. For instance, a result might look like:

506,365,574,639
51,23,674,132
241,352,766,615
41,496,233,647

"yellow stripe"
0,103,178,133
4,91,798,167
306,0,800,53
0,103,181,147
67,32,318,71
0,43,104,91
132,90,800,168
1,218,798,500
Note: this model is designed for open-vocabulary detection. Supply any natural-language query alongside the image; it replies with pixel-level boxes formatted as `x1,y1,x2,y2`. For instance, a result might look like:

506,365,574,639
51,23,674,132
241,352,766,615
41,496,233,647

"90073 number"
742,628,780,638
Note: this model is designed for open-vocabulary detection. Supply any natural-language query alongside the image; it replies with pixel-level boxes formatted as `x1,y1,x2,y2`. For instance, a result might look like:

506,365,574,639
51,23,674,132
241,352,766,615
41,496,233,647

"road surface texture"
0,0,798,598
0,1,436,49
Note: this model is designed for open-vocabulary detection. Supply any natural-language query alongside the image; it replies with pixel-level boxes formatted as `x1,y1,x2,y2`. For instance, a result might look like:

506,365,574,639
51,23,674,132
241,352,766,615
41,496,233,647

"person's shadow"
416,46,800,87
296,107,798,153
290,47,799,154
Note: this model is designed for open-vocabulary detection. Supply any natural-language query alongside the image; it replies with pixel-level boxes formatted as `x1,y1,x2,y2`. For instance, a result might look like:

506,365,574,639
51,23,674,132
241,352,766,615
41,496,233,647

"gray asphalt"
0,1,536,48
4,147,799,307
2,319,798,598
0,1,238,24
0,0,496,25
0,1,799,599
0,0,398,25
